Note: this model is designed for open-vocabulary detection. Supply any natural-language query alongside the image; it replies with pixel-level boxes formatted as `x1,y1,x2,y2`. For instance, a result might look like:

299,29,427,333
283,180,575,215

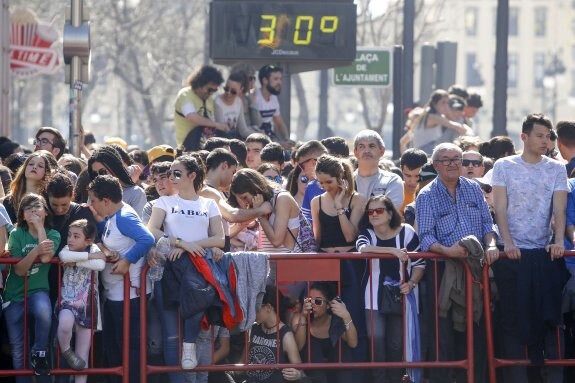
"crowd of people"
0,64,573,383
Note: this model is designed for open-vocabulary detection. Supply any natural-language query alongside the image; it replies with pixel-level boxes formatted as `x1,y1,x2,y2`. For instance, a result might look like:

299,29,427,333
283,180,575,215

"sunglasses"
167,169,183,179
462,159,483,167
367,207,387,216
95,168,108,176
207,87,218,94
224,86,238,95
300,175,309,184
265,175,282,184
249,76,256,81
480,184,493,193
546,148,558,158
310,297,327,306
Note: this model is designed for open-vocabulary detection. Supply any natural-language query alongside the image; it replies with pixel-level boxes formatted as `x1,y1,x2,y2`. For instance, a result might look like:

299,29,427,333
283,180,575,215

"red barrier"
0,257,130,383
483,252,575,383
138,251,477,383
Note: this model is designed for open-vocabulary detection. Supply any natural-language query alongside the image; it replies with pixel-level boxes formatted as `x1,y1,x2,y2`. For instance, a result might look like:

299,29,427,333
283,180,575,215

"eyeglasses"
207,87,218,94
34,138,54,147
23,204,43,212
95,168,108,176
265,175,282,184
480,184,493,193
310,297,327,306
224,86,238,96
462,159,483,167
167,169,183,179
367,207,387,216
434,158,462,166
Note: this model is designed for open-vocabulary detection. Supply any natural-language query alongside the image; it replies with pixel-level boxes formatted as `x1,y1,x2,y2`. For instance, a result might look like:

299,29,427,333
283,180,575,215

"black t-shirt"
52,202,96,253
247,323,291,383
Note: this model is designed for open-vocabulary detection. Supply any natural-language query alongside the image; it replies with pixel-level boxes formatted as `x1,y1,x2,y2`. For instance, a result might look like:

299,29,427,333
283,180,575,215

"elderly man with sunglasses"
415,142,497,383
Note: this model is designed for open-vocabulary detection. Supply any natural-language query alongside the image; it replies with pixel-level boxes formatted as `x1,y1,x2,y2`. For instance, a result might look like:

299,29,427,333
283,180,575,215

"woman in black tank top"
310,155,366,253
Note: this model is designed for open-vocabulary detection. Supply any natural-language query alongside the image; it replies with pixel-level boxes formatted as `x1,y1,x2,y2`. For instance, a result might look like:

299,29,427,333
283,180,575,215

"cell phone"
333,296,343,303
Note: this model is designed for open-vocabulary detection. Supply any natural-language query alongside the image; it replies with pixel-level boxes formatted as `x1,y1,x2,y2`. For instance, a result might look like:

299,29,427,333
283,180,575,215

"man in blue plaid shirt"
415,142,498,383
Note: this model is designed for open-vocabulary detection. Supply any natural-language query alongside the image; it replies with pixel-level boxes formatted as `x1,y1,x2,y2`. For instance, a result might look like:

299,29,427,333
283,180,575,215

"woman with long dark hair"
87,145,146,217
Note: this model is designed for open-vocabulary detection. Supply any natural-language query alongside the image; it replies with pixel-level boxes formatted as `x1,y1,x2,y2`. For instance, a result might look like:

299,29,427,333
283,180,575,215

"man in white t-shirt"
492,113,569,383
255,64,289,145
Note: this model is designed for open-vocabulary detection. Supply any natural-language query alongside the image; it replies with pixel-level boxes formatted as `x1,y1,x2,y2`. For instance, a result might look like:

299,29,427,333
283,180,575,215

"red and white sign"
10,9,61,77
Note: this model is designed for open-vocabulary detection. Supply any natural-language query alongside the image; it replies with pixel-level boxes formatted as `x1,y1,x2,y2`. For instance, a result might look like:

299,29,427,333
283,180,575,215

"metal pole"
492,0,509,137
402,0,415,109
318,69,329,139
0,0,10,137
69,0,83,157
420,44,435,104
392,46,403,160
278,63,291,139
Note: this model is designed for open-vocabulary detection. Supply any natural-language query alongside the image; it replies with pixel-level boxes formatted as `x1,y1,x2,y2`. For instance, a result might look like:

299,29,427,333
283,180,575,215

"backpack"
289,211,317,253
272,191,317,253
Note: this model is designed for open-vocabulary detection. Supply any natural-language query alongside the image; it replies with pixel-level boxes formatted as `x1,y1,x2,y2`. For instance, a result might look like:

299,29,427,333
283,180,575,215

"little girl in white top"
57,219,105,380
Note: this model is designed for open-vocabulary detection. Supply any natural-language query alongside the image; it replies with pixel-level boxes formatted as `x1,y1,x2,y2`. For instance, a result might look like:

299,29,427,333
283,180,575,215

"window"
464,7,478,36
509,7,519,36
534,7,547,37
466,53,483,87
534,53,545,88
508,53,518,89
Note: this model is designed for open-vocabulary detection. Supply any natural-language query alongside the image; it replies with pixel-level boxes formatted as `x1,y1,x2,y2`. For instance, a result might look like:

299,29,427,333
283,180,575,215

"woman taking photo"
147,155,224,374
290,282,357,383
356,195,425,383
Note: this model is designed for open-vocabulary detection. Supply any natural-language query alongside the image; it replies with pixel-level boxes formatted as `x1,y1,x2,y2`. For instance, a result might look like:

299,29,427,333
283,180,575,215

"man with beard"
255,64,290,145
353,130,404,209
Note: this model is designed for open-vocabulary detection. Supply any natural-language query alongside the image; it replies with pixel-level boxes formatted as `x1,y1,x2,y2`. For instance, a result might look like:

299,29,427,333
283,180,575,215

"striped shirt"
415,176,494,252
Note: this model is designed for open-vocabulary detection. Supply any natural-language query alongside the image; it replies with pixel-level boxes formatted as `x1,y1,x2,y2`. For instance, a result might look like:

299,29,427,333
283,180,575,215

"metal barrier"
483,252,575,383
0,252,479,382
0,257,131,383
138,251,477,383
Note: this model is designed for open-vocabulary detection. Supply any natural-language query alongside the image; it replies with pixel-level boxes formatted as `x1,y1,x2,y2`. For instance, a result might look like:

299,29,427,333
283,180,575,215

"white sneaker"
181,342,197,369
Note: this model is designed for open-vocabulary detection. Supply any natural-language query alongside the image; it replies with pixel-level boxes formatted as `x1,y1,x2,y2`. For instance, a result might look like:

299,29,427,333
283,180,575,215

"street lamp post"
543,53,566,123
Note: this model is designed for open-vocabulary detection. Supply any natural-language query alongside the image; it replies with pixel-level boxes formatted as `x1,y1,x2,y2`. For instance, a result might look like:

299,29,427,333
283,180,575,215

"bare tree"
352,0,448,134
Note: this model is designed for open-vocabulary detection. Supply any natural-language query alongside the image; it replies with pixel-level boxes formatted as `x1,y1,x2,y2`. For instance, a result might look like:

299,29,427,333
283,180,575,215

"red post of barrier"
140,264,149,383
482,263,497,383
463,261,475,383
122,275,131,383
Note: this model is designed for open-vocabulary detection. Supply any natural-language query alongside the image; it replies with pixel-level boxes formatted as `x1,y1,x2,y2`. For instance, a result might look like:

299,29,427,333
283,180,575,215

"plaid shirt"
415,176,494,252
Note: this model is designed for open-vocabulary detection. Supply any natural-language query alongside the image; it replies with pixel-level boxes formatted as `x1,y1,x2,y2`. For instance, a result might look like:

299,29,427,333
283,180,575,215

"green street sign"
333,48,392,87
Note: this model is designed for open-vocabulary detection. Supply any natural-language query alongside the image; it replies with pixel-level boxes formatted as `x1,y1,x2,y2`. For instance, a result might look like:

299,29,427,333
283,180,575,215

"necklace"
262,322,279,334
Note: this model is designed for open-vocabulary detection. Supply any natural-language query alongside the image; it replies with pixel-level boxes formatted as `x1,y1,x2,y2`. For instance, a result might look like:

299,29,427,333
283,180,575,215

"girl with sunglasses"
2,151,53,223
87,145,147,217
356,195,425,383
215,72,255,140
147,155,225,373
290,282,357,383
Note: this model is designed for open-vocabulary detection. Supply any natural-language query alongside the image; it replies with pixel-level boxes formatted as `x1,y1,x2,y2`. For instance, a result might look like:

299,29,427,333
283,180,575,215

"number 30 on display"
257,15,339,46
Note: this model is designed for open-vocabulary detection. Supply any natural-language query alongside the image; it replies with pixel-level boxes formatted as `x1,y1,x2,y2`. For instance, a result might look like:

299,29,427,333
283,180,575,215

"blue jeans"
4,290,52,383
151,281,202,383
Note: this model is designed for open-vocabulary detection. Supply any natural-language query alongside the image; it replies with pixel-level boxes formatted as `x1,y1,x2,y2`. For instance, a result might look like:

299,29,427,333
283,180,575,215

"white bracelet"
344,318,353,331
